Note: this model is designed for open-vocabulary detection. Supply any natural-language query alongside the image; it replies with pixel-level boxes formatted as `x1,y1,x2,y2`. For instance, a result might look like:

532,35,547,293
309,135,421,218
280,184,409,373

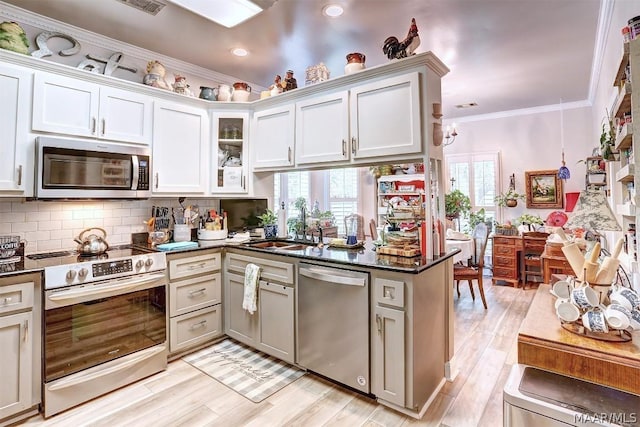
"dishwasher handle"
299,266,366,287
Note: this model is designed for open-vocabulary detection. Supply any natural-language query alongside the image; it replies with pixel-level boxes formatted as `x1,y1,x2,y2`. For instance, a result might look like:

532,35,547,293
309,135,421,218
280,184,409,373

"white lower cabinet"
0,274,41,425
167,250,223,356
224,252,295,362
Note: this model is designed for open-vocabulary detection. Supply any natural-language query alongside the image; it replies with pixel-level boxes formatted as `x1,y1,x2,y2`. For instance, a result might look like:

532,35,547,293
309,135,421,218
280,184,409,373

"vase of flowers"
257,209,278,239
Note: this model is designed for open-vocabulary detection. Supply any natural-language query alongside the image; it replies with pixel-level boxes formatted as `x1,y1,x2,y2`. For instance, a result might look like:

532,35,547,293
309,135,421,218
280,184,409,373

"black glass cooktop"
26,245,152,264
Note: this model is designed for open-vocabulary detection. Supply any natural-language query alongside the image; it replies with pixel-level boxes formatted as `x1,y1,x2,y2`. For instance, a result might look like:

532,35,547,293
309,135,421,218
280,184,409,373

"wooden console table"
518,284,640,395
541,243,574,283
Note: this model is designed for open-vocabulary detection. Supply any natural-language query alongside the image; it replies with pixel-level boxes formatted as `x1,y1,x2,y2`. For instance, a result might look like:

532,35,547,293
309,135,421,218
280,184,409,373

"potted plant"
600,112,618,161
445,189,471,220
257,209,278,239
464,208,494,233
495,189,526,208
515,213,544,231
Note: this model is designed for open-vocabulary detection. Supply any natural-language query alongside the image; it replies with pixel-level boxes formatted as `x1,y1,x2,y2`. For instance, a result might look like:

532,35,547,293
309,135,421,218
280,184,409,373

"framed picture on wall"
525,170,563,209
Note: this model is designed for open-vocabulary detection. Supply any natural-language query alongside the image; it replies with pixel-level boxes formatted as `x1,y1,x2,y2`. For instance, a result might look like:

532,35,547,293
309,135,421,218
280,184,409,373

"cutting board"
377,245,421,257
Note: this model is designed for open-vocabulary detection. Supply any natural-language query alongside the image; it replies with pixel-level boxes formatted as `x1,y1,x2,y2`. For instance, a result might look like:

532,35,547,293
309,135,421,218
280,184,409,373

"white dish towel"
242,263,261,314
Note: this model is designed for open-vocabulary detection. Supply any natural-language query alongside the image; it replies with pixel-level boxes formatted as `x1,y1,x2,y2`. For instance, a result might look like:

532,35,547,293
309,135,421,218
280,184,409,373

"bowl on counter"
197,229,228,241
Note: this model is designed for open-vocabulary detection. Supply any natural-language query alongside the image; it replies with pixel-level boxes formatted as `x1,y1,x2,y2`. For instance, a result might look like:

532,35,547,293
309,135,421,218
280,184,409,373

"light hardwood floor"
20,280,534,427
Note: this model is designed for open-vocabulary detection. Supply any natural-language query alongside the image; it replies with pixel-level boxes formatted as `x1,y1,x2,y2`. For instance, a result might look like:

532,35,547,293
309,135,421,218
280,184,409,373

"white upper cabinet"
32,73,153,145
350,72,421,160
210,111,250,194
152,101,209,194
0,63,32,195
295,92,350,165
252,105,295,170
295,72,422,167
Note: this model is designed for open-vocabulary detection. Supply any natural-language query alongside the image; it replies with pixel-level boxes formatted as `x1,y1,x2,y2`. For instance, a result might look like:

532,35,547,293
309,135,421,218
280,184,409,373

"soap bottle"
278,201,287,238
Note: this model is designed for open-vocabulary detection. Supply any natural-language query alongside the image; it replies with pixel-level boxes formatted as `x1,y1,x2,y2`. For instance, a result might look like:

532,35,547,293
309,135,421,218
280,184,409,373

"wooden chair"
521,231,550,289
343,213,365,241
369,219,378,240
454,222,490,309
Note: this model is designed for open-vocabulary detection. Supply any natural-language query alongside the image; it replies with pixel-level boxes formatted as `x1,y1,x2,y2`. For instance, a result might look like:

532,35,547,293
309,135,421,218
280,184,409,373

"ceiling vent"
116,0,166,15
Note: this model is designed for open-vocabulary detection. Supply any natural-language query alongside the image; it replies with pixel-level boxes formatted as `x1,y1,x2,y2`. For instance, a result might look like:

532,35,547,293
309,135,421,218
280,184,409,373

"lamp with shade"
564,187,621,252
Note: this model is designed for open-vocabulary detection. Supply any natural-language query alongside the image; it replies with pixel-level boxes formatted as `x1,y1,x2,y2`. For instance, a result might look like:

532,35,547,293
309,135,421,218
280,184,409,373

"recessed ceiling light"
231,48,249,57
455,102,478,109
322,4,344,17
167,0,263,28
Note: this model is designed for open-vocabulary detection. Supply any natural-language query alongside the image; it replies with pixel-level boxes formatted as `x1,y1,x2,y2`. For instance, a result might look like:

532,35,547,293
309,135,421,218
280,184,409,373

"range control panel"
93,259,133,277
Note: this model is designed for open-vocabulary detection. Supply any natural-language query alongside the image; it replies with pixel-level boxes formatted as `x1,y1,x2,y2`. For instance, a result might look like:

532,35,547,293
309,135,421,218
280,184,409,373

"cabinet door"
0,311,32,420
257,282,294,363
252,105,295,170
350,72,421,160
295,92,350,165
0,64,31,194
32,72,99,137
99,87,153,145
373,305,405,407
224,272,257,346
152,101,209,194
211,112,250,194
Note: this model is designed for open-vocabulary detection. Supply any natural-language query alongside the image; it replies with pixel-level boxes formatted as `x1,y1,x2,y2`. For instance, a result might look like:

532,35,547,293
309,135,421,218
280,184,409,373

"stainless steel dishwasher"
297,263,370,393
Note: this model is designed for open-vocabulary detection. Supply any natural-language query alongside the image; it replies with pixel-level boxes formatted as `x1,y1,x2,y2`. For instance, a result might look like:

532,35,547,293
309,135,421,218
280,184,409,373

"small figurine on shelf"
283,69,297,91
172,74,193,97
269,74,283,96
142,60,172,90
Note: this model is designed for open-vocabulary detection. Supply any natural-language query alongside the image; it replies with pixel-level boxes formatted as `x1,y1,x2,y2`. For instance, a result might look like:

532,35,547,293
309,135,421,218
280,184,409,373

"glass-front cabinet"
211,111,249,194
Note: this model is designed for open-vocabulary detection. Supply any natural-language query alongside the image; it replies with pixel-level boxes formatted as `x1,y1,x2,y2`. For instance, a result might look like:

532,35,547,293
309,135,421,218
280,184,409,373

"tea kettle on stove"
74,227,110,255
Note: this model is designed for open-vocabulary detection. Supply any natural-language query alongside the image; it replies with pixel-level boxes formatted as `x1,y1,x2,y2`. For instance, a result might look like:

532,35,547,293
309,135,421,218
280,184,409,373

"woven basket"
495,226,519,236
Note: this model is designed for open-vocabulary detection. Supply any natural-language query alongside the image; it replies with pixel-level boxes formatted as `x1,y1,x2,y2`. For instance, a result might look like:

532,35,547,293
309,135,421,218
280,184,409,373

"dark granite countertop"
0,239,459,278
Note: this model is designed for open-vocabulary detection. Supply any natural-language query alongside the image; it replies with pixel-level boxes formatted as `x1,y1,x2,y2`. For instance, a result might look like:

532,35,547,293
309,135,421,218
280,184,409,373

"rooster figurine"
382,18,420,60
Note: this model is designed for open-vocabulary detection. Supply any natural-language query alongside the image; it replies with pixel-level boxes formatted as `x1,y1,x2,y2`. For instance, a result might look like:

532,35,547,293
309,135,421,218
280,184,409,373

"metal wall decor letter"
31,31,81,58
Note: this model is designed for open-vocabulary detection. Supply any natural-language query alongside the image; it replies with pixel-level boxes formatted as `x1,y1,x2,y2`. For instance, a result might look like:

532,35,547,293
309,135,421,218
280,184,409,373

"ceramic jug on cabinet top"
216,84,233,102
232,82,252,102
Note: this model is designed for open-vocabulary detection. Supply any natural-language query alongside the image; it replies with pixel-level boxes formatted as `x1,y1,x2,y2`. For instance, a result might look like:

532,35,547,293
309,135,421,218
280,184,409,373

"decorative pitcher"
216,84,234,102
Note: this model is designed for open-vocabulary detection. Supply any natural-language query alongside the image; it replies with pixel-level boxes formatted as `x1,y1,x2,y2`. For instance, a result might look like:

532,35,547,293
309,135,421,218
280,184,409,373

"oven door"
35,136,151,199
44,272,167,383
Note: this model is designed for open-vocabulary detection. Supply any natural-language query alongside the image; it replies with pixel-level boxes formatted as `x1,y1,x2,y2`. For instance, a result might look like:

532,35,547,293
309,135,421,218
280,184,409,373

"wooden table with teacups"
518,283,640,395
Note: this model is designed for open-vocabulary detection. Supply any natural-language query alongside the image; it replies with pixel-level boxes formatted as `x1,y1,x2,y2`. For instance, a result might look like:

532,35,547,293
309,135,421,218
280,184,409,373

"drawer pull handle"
155,173,159,189
17,165,22,186
342,139,346,156
102,118,106,135
351,137,357,154
92,117,96,134
2,297,12,305
188,288,207,297
190,320,207,330
24,319,29,342
188,262,207,270
375,314,383,333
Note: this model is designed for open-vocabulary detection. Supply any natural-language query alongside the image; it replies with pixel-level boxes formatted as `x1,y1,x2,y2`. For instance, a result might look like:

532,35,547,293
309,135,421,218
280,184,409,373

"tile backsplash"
0,198,219,254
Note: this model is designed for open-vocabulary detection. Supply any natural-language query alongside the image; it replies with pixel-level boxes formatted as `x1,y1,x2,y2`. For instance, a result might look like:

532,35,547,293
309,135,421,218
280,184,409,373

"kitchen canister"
0,235,20,259
345,52,366,74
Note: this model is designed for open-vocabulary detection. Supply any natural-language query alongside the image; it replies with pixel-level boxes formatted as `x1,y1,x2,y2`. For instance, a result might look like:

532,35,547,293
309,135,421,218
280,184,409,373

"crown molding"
588,0,615,104
448,100,592,124
0,1,265,90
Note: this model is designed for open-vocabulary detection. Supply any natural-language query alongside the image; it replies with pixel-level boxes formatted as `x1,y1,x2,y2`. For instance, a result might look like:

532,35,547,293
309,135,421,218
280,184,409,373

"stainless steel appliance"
35,136,151,199
33,246,168,417
297,263,370,393
504,364,640,426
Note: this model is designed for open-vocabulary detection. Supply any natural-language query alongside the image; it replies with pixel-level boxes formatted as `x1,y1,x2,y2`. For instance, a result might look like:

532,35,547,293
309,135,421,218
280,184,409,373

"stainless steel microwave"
35,136,151,199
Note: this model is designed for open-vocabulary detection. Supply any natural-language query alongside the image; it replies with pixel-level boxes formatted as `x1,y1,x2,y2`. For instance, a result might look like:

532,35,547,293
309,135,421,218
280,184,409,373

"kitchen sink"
246,241,310,251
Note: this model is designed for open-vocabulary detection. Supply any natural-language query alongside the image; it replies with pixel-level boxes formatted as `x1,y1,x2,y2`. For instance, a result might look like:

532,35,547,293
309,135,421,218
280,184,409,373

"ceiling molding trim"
587,0,615,105
448,100,592,124
0,1,265,90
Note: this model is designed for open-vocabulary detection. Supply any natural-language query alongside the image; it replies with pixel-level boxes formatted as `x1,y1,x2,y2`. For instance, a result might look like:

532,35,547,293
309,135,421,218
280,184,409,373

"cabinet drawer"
0,282,34,315
169,252,221,280
494,256,516,268
227,253,294,284
374,278,404,308
170,273,221,317
493,237,517,246
170,305,222,353
493,266,517,279
494,245,516,256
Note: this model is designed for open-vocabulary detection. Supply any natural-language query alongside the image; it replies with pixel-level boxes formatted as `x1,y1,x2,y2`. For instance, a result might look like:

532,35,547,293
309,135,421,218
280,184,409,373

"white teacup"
582,309,608,333
629,308,640,330
571,285,599,310
605,304,632,330
555,299,580,322
551,280,573,299
609,285,640,311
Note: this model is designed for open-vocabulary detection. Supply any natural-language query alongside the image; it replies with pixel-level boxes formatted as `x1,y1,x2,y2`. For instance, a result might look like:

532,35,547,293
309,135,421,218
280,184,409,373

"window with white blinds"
445,152,500,232
274,168,359,236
